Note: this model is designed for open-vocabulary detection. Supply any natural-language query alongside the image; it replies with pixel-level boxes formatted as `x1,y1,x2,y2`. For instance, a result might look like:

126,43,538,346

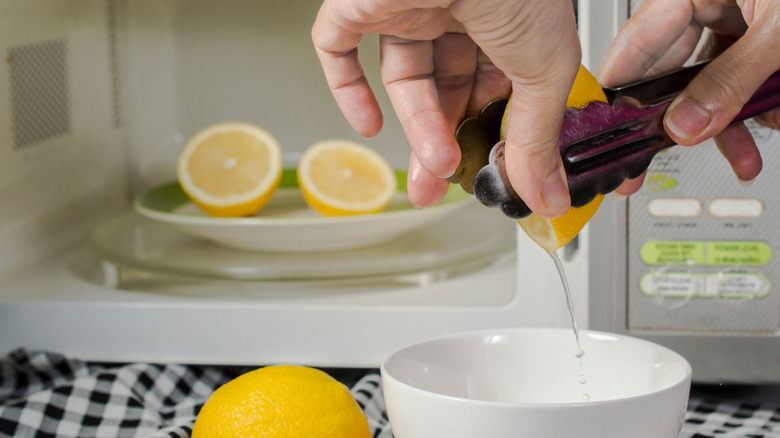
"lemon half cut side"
176,121,283,217
298,139,397,216
508,65,608,251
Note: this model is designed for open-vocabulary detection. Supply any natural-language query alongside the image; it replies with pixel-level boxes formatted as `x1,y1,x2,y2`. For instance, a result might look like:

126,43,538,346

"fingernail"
440,166,456,179
737,177,754,187
541,168,570,215
611,191,627,202
666,100,711,140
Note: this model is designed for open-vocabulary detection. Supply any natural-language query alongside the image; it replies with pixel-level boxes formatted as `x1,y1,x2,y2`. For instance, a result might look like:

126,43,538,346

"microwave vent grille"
7,38,71,150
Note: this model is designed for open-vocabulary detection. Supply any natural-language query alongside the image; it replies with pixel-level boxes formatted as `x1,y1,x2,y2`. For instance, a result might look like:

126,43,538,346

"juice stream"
547,249,590,402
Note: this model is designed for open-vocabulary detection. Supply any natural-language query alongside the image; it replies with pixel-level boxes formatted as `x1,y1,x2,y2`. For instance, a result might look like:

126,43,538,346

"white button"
639,272,703,297
647,198,702,218
707,273,770,298
708,198,763,218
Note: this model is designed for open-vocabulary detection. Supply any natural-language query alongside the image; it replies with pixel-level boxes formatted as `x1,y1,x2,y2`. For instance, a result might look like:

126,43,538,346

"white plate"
91,204,514,282
133,170,473,252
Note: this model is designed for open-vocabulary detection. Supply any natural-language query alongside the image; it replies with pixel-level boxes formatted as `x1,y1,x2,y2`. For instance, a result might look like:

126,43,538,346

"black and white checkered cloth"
682,397,780,438
0,349,778,437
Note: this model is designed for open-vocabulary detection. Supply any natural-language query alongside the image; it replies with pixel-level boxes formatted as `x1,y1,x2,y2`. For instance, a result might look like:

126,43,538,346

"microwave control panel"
626,122,780,335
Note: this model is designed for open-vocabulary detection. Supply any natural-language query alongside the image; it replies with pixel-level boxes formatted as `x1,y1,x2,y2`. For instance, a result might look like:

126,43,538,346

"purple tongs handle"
451,63,780,219
558,67,780,211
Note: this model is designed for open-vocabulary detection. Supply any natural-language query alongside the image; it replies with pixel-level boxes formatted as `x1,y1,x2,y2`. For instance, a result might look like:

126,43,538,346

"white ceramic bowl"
381,328,692,438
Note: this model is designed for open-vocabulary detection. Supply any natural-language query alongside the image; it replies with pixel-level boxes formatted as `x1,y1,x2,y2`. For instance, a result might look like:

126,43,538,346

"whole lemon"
192,365,371,438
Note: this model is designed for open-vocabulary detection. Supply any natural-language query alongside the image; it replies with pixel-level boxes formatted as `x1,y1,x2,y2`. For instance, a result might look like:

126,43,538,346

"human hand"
312,0,582,217
597,0,779,196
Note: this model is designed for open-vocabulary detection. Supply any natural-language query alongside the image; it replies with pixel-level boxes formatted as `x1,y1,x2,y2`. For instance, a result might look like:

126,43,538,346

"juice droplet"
582,393,591,402
575,349,585,359
579,376,588,384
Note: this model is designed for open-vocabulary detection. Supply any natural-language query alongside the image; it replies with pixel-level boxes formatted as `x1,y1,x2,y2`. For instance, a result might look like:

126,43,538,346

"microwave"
1,0,777,384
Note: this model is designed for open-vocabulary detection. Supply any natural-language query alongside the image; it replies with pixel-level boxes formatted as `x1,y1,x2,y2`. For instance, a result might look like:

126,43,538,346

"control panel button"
640,241,705,265
639,271,703,297
710,273,770,298
705,241,772,266
647,198,702,218
708,198,763,218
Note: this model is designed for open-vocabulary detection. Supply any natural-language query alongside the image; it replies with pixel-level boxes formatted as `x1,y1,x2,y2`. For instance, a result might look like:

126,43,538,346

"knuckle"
433,73,474,91
701,66,752,110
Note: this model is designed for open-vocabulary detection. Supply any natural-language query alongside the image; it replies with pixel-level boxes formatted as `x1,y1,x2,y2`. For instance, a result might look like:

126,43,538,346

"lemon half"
176,121,283,217
297,139,397,216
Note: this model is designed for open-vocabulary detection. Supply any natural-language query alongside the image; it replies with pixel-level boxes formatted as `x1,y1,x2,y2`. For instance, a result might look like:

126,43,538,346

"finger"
692,29,740,63
664,18,780,146
466,48,512,118
712,122,763,183
691,1,747,36
312,4,383,137
406,153,452,208
753,107,780,131
381,35,460,178
432,33,478,132
614,173,647,197
597,0,702,86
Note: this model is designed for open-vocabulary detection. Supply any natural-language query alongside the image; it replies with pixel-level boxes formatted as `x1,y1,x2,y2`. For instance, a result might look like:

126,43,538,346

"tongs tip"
449,98,508,194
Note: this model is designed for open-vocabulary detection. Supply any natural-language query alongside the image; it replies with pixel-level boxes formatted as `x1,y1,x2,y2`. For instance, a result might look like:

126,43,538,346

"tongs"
449,62,780,219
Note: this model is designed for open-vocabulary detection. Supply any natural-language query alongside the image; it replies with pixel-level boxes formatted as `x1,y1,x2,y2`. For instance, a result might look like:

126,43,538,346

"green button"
640,241,705,265
705,241,771,266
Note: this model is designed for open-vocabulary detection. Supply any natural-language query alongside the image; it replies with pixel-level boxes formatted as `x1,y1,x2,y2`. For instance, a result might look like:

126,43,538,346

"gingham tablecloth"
0,349,777,437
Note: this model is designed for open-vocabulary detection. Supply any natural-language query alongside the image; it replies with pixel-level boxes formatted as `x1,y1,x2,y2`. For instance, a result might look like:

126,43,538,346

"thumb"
503,70,576,218
664,18,780,145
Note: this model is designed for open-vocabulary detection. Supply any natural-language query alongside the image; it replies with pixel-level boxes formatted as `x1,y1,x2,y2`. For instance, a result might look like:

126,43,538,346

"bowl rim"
380,327,693,408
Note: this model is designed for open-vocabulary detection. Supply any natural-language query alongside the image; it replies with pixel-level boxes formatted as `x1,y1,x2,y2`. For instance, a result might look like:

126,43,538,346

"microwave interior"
1,0,607,367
